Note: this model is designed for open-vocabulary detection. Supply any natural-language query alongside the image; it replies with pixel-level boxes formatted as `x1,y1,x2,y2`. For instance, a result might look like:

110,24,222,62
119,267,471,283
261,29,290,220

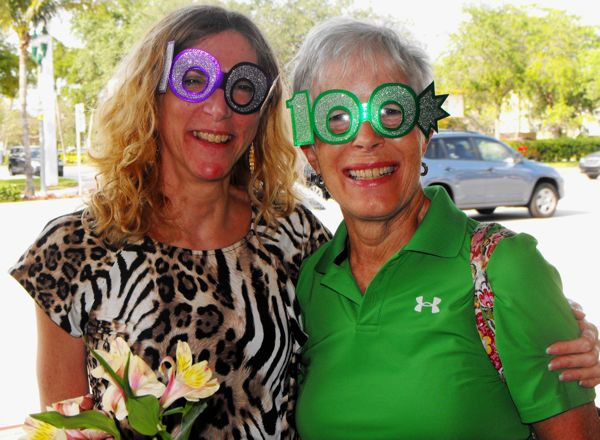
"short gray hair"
291,17,432,95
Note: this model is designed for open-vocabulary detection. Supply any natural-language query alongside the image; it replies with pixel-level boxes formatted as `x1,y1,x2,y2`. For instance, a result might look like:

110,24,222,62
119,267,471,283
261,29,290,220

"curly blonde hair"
85,5,298,245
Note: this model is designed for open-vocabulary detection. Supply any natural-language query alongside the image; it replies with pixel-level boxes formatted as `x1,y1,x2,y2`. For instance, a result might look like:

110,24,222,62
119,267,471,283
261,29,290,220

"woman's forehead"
191,30,258,66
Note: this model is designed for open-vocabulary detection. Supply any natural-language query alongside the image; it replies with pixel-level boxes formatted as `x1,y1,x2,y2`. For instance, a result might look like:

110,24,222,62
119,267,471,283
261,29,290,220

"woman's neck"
345,190,430,293
151,178,252,251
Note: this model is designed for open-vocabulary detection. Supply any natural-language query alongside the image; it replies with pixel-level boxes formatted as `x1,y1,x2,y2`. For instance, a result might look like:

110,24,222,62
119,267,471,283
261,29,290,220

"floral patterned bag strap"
470,222,516,382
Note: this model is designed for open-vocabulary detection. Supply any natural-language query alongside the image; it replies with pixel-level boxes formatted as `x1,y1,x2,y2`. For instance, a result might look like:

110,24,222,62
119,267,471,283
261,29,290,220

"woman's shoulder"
31,210,109,252
11,209,117,282
467,219,538,259
283,202,332,243
254,202,332,261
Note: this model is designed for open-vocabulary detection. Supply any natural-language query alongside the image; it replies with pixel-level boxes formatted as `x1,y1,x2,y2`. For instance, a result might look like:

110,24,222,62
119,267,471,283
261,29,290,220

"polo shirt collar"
314,186,467,276
404,186,467,257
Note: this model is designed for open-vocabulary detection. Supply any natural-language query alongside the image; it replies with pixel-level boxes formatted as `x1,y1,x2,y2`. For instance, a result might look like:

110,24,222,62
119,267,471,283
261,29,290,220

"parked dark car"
8,147,64,177
422,131,564,218
579,151,600,179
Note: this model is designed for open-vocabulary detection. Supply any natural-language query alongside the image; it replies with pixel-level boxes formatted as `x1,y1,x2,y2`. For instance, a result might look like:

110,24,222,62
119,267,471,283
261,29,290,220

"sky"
354,0,600,60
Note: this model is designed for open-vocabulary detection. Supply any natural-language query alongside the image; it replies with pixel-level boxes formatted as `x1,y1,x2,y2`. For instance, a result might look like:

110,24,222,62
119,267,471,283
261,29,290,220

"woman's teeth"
192,131,231,143
348,166,395,180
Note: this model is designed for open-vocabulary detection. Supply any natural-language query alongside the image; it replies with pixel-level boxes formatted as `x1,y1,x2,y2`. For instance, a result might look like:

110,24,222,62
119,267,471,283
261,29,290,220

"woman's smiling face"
303,53,428,223
158,30,261,185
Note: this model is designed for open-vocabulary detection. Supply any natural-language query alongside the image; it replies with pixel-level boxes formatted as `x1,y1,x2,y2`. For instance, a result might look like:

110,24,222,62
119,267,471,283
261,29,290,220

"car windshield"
31,149,41,158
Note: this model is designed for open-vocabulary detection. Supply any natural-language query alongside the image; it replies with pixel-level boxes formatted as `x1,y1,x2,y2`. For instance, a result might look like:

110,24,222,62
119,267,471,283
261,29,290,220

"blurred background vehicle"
304,163,331,200
8,146,64,177
579,151,600,180
422,131,564,218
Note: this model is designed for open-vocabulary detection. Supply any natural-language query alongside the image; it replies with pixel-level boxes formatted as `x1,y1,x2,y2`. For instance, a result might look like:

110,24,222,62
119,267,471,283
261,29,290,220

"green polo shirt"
295,186,594,440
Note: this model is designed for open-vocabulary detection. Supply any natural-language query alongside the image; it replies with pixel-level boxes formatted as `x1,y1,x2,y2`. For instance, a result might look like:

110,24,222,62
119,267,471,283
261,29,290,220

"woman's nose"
352,121,383,150
201,89,232,120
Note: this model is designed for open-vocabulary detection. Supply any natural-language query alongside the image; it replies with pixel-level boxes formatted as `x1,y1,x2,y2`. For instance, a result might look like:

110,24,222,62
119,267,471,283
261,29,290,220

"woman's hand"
546,300,600,388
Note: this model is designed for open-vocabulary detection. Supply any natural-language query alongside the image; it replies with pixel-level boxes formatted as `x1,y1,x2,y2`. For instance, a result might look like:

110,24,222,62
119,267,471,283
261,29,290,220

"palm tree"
0,1,61,198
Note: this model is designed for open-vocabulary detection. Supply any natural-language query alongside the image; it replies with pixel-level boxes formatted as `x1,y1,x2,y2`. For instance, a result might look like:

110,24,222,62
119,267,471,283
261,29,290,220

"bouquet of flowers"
22,337,219,440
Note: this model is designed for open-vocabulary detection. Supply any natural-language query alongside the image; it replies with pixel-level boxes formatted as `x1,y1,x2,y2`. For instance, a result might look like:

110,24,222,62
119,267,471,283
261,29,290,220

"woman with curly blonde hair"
11,5,329,438
88,5,298,244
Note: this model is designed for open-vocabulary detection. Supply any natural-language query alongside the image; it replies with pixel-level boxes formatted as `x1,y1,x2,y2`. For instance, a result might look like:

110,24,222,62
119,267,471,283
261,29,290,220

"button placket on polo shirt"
353,251,408,332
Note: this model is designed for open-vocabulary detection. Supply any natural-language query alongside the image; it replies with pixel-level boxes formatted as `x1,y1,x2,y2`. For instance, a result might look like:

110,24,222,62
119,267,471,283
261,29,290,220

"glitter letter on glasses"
286,82,450,146
158,40,274,114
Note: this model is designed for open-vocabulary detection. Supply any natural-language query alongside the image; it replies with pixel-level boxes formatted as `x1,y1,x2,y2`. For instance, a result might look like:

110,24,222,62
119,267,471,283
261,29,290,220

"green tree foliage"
228,0,358,67
0,0,67,197
0,38,18,98
0,98,41,148
523,9,599,137
437,5,600,138
65,0,185,108
437,5,529,136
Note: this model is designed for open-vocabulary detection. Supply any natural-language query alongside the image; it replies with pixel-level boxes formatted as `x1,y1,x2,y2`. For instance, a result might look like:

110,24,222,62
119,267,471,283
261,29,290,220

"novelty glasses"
158,41,273,114
286,82,449,145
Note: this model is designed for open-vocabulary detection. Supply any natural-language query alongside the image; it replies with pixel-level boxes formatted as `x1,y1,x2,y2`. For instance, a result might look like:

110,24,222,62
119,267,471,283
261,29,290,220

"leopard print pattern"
11,204,331,439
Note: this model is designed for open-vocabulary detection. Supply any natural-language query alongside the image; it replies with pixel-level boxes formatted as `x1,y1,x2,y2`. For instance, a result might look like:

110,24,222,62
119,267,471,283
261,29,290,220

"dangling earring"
248,143,256,175
420,161,429,176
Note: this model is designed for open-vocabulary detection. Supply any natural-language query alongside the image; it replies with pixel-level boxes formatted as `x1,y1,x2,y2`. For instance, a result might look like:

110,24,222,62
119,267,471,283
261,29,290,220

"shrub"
0,184,23,202
505,137,600,162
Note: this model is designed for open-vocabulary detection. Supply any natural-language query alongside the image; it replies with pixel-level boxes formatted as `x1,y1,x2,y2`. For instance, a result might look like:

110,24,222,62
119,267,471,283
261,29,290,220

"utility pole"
31,27,58,187
75,103,85,196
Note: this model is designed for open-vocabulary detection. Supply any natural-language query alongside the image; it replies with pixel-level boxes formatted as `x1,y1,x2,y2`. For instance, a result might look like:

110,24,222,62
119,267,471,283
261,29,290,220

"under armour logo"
415,296,442,314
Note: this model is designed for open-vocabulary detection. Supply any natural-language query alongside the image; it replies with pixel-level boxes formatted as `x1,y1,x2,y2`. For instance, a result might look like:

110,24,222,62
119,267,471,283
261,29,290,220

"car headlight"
581,157,600,166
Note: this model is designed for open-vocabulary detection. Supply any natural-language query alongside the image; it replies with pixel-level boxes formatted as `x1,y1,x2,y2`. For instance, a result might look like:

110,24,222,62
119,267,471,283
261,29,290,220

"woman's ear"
421,131,433,156
301,145,321,174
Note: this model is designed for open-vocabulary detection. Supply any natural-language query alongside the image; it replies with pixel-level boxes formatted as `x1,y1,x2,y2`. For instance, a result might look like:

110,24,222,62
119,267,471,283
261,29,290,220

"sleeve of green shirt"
487,232,596,424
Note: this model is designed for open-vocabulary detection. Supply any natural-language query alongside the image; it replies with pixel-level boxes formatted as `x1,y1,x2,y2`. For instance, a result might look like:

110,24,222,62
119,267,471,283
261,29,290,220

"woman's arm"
548,303,600,388
532,402,600,439
36,307,89,409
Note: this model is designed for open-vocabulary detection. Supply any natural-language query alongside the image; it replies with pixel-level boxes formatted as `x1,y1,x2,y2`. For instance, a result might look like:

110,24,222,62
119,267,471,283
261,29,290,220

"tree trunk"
19,33,35,199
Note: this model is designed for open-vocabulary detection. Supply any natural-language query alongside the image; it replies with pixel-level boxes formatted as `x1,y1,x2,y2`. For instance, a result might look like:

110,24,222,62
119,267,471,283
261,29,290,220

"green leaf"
31,410,121,440
121,354,134,397
162,406,185,417
174,402,207,440
158,430,174,440
126,395,161,436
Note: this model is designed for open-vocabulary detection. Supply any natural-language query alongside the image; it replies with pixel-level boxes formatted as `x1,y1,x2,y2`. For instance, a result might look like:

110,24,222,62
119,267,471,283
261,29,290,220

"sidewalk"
0,197,86,428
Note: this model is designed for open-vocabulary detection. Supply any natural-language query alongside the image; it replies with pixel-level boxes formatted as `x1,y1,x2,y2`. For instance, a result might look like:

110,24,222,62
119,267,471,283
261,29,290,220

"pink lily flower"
160,341,219,409
100,353,165,420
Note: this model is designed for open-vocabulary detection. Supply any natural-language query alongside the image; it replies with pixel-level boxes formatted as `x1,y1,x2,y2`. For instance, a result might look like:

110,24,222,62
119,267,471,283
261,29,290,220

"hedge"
0,184,23,202
505,137,600,162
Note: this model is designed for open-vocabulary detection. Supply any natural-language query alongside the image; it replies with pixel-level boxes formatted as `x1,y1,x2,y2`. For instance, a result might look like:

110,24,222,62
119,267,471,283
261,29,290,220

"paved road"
0,167,598,428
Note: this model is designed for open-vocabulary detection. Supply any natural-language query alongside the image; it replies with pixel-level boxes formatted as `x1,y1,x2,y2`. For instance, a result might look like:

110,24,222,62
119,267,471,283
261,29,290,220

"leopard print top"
11,204,331,439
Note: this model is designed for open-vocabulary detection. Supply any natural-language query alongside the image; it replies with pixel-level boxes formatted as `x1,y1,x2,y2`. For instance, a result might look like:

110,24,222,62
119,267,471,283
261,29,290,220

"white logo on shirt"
415,296,442,314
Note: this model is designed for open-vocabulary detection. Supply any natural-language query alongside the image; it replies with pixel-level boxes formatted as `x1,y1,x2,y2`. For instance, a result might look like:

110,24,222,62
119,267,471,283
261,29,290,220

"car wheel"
9,166,15,176
586,173,598,180
528,183,558,218
476,208,496,215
